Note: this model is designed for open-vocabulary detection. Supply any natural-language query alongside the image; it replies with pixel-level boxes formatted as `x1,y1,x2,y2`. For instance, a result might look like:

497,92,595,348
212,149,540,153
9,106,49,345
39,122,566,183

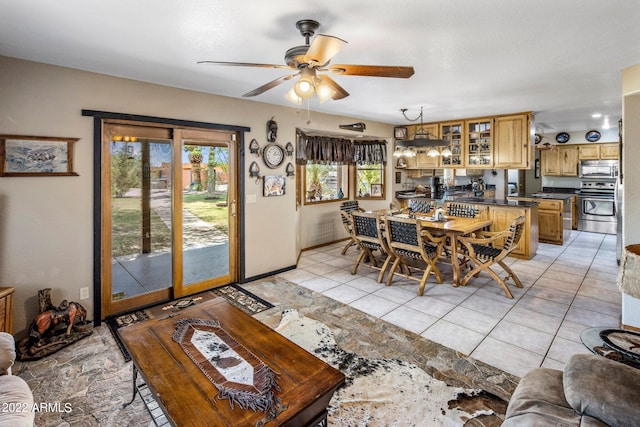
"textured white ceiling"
1,0,639,132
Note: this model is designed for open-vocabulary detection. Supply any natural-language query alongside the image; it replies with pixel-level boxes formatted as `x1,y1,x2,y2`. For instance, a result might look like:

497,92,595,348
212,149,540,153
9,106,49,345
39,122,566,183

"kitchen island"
508,194,572,245
456,197,539,259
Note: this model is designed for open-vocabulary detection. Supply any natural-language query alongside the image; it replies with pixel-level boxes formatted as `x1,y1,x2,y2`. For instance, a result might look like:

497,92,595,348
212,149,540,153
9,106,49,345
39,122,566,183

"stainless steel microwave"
579,160,618,179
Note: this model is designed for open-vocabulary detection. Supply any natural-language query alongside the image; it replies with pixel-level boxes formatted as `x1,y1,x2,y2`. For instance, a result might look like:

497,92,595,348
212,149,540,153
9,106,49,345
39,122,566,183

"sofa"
0,332,35,426
503,353,640,426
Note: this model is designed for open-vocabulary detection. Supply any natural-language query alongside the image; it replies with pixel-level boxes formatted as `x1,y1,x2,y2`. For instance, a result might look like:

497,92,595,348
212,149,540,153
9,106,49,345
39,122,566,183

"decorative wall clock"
262,143,285,169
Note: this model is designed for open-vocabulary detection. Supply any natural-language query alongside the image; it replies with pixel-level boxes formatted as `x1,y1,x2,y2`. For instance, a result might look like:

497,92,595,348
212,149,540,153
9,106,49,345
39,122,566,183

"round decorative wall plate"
555,132,570,143
534,134,542,145
585,130,601,142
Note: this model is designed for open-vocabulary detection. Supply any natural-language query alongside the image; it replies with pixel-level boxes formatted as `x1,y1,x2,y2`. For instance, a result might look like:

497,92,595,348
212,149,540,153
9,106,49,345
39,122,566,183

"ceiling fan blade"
303,34,347,66
327,64,415,78
318,75,350,100
198,60,292,70
242,73,299,97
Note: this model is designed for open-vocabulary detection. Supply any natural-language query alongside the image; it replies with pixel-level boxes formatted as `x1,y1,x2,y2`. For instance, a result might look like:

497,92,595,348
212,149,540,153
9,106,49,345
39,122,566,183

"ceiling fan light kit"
199,19,414,105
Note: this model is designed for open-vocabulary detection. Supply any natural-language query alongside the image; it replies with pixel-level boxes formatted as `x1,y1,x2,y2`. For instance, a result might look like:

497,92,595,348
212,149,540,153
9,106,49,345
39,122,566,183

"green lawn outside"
111,192,229,257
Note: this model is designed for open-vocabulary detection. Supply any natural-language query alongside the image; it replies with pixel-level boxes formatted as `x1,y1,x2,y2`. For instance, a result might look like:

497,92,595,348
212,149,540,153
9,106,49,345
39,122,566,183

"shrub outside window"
355,162,385,199
304,162,349,204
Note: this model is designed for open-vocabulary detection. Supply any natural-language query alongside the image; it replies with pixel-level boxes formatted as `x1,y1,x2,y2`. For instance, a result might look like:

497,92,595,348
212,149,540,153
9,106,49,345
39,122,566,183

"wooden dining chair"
384,215,446,296
407,199,435,215
442,202,488,264
350,211,392,283
457,215,526,298
339,200,364,255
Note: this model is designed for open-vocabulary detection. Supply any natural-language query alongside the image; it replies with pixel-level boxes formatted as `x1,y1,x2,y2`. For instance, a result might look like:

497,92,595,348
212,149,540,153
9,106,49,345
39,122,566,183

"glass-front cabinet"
465,118,492,167
440,121,463,167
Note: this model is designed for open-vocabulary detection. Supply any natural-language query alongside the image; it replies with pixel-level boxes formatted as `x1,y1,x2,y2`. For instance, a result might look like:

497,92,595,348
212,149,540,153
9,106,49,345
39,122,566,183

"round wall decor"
585,130,601,142
262,143,285,169
555,132,570,143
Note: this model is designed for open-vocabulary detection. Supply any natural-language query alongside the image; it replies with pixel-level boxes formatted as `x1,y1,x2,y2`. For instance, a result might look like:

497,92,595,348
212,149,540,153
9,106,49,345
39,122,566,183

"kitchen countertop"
526,193,574,201
455,197,539,207
395,191,431,199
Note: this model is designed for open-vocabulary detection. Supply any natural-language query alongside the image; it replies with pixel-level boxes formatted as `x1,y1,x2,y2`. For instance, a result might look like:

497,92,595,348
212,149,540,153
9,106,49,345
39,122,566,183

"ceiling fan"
198,19,415,104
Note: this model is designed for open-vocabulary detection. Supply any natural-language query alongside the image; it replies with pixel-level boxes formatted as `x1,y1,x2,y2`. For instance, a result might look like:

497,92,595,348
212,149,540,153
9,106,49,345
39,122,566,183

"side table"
0,287,15,334
581,326,640,369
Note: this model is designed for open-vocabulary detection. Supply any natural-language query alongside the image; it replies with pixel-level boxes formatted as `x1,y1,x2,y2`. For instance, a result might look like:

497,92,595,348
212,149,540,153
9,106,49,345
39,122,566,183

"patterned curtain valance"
352,140,387,165
296,133,387,165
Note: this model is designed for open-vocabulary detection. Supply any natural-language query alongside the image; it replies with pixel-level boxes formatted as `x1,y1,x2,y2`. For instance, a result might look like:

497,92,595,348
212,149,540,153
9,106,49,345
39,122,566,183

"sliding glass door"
102,123,237,317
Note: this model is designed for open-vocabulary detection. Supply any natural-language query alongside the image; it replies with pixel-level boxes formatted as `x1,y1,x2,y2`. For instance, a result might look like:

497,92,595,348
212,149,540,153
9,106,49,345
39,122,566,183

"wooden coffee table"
118,297,345,426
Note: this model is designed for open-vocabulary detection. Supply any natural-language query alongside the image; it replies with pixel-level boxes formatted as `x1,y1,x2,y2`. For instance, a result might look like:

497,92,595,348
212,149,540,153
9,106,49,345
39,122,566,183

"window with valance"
296,132,388,204
296,134,387,165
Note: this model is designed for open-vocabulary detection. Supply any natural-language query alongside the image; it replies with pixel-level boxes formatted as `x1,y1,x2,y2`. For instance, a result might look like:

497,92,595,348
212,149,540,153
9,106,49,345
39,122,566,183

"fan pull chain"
306,99,311,124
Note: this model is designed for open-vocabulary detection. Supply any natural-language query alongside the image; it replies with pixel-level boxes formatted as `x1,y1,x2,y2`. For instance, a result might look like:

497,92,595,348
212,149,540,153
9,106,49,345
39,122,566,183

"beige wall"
0,56,393,336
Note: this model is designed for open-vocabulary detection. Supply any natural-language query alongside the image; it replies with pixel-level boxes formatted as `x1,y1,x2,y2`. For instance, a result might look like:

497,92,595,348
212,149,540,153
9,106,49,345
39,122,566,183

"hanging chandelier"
394,107,451,157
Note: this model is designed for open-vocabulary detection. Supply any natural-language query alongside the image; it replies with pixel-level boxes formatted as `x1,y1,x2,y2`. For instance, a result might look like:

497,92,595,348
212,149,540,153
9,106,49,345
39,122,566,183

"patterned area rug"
106,284,274,361
276,309,503,426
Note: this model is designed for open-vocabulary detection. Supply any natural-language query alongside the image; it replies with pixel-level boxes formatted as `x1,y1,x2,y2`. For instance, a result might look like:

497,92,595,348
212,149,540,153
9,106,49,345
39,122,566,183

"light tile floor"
279,230,621,378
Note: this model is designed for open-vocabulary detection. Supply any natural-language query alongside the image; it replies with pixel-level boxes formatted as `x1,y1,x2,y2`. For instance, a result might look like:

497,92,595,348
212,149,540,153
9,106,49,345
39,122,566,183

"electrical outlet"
80,287,90,300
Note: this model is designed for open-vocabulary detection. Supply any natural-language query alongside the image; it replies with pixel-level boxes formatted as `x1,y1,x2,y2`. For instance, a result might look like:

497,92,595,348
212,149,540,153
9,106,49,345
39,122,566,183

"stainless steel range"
577,180,616,234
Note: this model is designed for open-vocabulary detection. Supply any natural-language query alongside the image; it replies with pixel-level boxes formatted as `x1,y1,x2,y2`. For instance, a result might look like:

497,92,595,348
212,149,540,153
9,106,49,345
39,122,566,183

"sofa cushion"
503,367,590,427
564,353,640,427
0,374,35,426
0,332,16,375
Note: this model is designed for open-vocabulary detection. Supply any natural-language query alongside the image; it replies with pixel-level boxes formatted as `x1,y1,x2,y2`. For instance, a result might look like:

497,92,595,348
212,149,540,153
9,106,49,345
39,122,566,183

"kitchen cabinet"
488,205,538,259
440,121,464,167
541,146,578,176
483,189,496,198
508,197,570,245
465,118,493,167
541,148,561,175
394,112,533,172
579,144,600,160
600,143,619,159
578,143,619,160
537,199,564,244
493,113,533,169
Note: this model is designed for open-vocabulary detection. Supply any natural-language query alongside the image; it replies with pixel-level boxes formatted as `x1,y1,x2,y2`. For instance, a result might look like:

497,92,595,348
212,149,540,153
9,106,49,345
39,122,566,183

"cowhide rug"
275,309,496,426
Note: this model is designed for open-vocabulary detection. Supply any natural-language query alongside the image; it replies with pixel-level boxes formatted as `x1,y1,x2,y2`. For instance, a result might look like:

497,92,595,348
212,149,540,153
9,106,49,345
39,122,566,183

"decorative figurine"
267,117,277,142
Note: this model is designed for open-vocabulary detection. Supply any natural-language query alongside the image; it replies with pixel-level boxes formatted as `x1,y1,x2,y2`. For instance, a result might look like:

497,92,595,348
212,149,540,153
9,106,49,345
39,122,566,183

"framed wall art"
371,184,383,197
394,126,408,139
263,175,286,197
0,135,79,177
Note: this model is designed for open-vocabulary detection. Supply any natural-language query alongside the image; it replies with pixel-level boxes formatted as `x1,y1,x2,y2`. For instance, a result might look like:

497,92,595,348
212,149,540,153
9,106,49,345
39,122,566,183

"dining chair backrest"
444,202,478,218
408,199,435,215
386,216,420,248
340,200,362,225
503,215,526,251
352,211,382,240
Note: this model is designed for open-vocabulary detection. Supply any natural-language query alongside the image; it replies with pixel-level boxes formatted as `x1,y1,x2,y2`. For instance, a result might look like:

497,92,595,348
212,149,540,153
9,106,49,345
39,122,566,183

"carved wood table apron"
118,298,345,426
395,214,493,287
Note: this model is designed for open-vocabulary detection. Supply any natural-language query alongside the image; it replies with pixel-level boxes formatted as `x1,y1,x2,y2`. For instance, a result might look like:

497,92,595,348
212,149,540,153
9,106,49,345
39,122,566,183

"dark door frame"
82,110,249,325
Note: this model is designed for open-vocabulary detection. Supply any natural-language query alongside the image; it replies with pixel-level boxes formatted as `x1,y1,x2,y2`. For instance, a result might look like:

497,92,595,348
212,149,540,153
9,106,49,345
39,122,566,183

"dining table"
393,213,493,287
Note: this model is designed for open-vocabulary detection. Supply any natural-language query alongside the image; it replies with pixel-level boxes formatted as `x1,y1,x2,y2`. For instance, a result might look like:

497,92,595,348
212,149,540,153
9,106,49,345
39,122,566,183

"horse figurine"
29,300,87,347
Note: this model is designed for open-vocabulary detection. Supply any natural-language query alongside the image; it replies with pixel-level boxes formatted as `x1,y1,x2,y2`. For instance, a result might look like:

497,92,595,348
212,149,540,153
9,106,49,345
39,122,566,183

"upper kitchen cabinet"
440,121,464,168
465,118,493,168
578,143,619,160
578,144,600,160
541,145,579,176
493,113,533,169
599,143,619,159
